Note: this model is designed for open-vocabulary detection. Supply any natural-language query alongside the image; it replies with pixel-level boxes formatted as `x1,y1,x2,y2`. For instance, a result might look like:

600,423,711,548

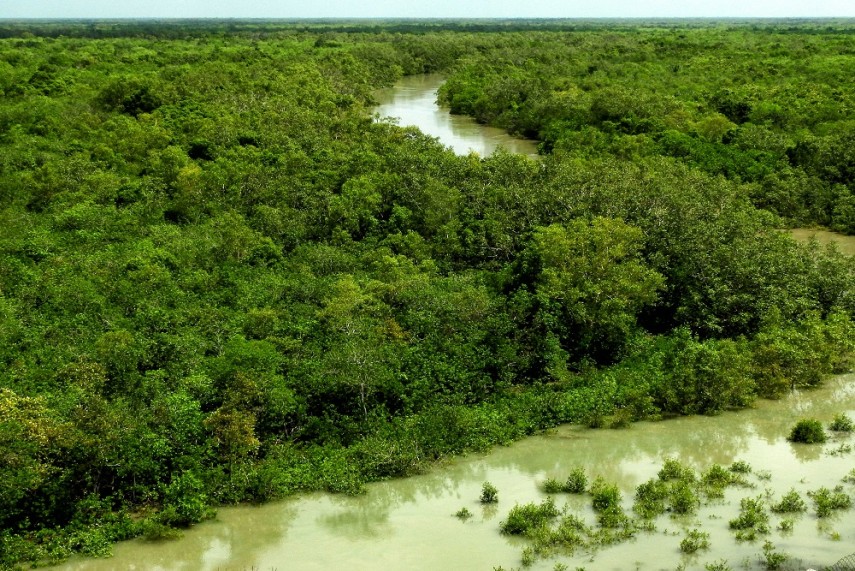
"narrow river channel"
52,76,855,571
373,74,540,158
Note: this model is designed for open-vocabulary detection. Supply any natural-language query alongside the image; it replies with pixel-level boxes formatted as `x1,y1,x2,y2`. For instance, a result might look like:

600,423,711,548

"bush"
563,468,588,494
658,457,695,482
500,498,559,536
680,529,711,553
729,496,769,540
809,486,852,518
591,477,622,513
634,478,668,518
788,419,826,444
669,480,699,515
761,540,788,570
771,489,806,513
829,413,854,432
541,478,563,494
480,481,499,504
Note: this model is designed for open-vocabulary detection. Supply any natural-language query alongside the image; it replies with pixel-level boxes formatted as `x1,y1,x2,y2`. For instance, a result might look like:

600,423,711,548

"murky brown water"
53,373,855,571
373,74,540,158
789,228,855,256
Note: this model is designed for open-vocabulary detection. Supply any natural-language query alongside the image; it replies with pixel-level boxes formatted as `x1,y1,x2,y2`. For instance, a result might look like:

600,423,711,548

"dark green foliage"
633,478,669,519
788,419,827,444
761,540,788,571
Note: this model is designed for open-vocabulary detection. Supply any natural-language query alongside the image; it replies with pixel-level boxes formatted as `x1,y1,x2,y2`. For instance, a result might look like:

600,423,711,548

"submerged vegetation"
0,19,854,568
491,456,854,569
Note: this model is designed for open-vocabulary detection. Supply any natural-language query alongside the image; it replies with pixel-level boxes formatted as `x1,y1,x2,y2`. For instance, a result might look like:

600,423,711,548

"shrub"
563,468,588,494
761,540,788,570
500,498,559,536
455,507,473,520
658,457,695,482
680,529,711,553
634,478,668,518
728,460,752,474
809,486,852,518
669,481,699,515
829,413,854,432
788,418,826,443
480,482,499,504
770,489,806,513
590,477,622,513
729,496,769,540
542,478,564,494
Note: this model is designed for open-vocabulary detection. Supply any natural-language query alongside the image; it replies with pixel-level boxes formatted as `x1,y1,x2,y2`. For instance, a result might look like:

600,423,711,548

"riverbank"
52,374,855,570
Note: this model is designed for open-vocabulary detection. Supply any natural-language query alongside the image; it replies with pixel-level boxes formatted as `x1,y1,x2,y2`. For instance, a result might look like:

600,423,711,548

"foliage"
829,413,854,432
787,419,827,444
808,486,852,517
481,482,499,504
0,20,854,566
770,489,807,514
728,497,770,540
563,468,588,494
500,498,559,536
680,529,711,554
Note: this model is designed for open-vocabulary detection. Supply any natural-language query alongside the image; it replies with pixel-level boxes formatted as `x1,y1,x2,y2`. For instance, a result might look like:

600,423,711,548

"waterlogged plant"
680,529,710,554
590,477,622,513
843,468,855,484
658,458,695,482
564,468,588,494
668,480,699,515
729,496,770,540
776,518,794,532
770,489,806,513
760,540,788,570
829,413,854,432
788,419,826,444
808,486,852,517
704,560,732,571
728,461,752,474
542,478,564,494
455,507,473,520
702,464,735,489
481,482,499,504
634,478,669,519
500,498,560,536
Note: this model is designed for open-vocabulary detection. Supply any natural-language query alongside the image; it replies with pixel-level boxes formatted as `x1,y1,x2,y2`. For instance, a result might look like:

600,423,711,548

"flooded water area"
789,228,855,256
55,373,855,571
373,74,540,158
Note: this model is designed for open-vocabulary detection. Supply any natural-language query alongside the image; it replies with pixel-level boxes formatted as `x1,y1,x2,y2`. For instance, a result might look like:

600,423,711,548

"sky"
1,0,854,19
